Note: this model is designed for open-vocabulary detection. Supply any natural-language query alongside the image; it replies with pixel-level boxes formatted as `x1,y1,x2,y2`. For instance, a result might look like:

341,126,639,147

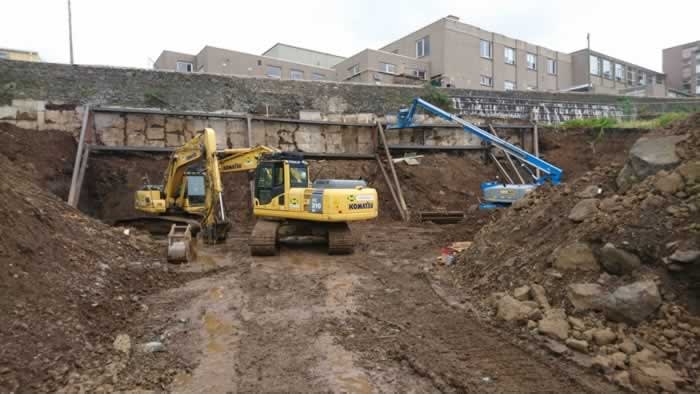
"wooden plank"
489,152,514,184
67,105,90,207
375,154,406,222
72,146,90,208
377,122,408,218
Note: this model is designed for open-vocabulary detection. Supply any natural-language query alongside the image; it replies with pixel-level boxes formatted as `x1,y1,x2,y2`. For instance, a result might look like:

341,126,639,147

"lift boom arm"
389,97,563,185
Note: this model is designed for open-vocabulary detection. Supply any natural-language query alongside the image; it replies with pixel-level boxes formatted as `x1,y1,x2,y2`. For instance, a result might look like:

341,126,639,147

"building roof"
570,48,664,75
0,47,39,55
261,43,346,64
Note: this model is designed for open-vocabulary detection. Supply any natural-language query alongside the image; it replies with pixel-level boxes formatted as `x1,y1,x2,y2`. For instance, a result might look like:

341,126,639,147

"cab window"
289,165,308,188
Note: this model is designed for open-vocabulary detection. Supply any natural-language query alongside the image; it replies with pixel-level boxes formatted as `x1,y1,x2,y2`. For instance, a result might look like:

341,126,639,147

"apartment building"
0,48,40,62
663,41,700,96
570,49,667,97
154,15,669,96
154,45,337,81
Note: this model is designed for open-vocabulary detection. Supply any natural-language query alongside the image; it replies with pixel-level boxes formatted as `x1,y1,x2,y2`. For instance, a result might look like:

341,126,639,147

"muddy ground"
63,223,621,393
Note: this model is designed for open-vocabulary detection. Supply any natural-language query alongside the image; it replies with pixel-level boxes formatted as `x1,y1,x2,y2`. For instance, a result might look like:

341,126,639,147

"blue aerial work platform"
388,98,563,208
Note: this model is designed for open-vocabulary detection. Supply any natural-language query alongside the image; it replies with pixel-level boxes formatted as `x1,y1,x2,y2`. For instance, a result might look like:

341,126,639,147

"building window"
480,75,493,87
290,69,304,80
527,85,537,91
638,72,646,86
348,64,360,76
615,64,624,82
504,80,515,91
526,53,537,70
382,62,397,74
415,69,427,79
627,68,635,85
176,61,193,72
504,47,515,65
590,55,600,75
696,64,700,74
266,65,282,78
0,51,8,59
602,59,612,79
480,40,492,59
416,36,430,57
312,72,325,81
547,59,557,75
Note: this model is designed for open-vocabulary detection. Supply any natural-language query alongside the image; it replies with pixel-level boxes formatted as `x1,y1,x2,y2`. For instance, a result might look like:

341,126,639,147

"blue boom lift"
388,97,563,208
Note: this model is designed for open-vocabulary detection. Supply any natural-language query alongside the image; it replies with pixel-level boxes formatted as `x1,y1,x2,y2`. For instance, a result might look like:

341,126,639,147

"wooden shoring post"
246,115,255,209
488,124,525,185
72,145,91,207
68,105,90,207
489,152,514,185
377,122,408,218
375,154,406,222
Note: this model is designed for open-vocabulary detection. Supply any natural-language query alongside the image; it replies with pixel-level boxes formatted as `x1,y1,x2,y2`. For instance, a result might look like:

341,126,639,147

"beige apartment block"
663,41,700,96
335,49,430,85
0,48,41,62
154,15,670,96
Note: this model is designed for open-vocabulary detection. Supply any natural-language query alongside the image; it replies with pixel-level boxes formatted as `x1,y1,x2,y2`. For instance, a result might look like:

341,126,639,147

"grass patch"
561,112,692,130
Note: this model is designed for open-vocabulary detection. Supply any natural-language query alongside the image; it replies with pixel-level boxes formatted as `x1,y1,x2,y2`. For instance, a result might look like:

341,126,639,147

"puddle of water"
314,333,374,394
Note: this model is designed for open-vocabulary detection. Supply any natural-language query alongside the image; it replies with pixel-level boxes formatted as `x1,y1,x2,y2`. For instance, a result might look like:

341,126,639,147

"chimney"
446,15,460,21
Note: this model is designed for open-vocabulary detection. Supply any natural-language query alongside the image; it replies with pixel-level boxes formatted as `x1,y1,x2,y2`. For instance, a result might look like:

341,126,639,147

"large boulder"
601,281,662,324
630,362,684,392
537,309,570,340
616,135,686,192
568,199,599,222
599,243,641,275
553,242,599,272
496,295,536,322
653,171,684,194
567,283,605,311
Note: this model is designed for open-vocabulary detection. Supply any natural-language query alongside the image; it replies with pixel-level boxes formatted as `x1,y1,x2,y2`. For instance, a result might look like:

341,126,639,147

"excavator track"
249,220,280,256
327,222,355,255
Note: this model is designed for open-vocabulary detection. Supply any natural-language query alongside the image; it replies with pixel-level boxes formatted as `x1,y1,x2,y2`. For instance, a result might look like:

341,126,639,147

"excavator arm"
218,145,279,173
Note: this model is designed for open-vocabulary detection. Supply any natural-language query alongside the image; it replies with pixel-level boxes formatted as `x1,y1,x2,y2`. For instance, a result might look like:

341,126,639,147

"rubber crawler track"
327,222,355,255
249,220,280,256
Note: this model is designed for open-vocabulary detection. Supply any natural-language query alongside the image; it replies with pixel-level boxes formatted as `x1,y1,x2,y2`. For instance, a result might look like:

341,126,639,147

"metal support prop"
377,122,408,218
375,154,406,222
533,122,541,178
72,145,91,207
67,105,90,207
488,125,525,184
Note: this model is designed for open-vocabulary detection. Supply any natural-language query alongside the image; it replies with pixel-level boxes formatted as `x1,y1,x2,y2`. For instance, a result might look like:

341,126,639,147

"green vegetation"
143,89,169,108
419,83,453,112
560,112,692,130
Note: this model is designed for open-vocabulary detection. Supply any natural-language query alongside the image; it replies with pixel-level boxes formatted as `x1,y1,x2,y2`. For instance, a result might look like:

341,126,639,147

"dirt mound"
0,152,179,393
0,123,76,200
447,113,700,392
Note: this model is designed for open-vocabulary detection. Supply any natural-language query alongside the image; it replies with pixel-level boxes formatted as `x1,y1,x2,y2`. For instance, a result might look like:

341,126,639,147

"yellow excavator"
134,128,378,256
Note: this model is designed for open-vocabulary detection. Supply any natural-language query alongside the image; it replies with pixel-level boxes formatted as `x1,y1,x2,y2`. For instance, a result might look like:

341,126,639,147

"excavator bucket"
167,224,194,263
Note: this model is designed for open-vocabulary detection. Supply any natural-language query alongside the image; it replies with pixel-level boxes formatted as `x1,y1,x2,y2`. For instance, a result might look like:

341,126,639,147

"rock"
567,283,605,311
527,320,538,330
640,194,666,210
630,362,683,392
140,341,165,353
513,285,531,301
629,349,659,368
591,355,613,372
662,329,678,339
544,339,569,355
568,199,599,222
609,352,627,369
599,196,622,212
678,160,700,183
553,242,599,272
530,284,550,310
113,334,131,355
582,329,595,342
619,339,638,355
616,135,686,191
669,249,700,264
496,295,535,322
593,328,617,346
565,338,589,352
538,309,570,340
612,371,633,390
568,316,585,330
601,281,662,324
653,171,684,194
575,185,602,198
599,243,641,275
511,196,533,210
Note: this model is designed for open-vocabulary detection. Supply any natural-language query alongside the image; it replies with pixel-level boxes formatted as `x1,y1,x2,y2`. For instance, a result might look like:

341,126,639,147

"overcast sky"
2,0,697,72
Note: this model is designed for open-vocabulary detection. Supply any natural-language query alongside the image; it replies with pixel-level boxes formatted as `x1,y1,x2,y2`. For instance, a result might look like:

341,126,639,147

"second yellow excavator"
134,128,378,255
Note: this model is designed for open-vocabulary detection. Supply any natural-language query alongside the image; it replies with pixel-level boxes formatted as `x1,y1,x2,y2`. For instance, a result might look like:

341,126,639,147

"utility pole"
68,0,74,64
587,33,591,91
